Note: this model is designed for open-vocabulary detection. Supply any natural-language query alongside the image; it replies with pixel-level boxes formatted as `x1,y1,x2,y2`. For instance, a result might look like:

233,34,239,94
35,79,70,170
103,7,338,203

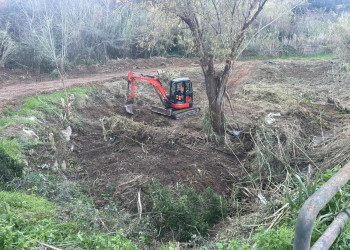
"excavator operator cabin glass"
176,83,182,91
169,81,175,102
185,81,192,92
175,82,184,101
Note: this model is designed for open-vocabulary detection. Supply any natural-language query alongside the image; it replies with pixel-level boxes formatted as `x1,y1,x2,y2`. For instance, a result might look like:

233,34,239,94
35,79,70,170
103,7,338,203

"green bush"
143,181,228,242
0,142,24,183
254,227,293,250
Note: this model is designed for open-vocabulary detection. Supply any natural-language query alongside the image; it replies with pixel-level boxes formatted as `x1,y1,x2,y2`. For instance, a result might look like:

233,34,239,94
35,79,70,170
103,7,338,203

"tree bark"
202,57,230,135
204,72,225,135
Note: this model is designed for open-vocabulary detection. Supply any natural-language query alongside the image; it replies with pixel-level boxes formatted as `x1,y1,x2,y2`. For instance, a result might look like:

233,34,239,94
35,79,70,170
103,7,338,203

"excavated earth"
1,56,350,206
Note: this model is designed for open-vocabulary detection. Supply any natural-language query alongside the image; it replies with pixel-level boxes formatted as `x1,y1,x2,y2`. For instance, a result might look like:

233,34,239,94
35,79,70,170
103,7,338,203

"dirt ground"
69,74,250,201
0,57,200,108
2,57,350,205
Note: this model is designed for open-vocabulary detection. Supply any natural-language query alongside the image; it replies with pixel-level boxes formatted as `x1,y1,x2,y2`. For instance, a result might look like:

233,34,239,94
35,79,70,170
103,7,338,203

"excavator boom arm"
125,72,168,115
127,72,168,102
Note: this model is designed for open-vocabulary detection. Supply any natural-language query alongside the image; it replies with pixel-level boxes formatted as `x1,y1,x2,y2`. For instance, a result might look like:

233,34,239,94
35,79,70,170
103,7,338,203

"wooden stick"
38,242,62,250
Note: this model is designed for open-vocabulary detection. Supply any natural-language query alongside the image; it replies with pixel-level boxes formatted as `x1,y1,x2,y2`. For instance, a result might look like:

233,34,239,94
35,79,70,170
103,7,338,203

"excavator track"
151,106,200,119
172,107,200,119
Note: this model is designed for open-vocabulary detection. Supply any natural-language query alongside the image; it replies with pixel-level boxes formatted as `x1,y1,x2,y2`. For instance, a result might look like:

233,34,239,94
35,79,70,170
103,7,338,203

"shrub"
0,23,16,68
143,180,228,242
0,141,24,183
332,13,350,62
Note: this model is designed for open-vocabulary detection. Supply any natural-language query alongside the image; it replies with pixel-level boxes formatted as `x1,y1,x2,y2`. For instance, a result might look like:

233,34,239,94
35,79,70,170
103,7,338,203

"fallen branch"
38,242,62,250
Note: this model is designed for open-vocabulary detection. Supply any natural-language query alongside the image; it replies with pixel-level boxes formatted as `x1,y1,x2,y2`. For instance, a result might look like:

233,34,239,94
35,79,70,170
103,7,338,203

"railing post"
311,208,350,250
293,162,350,250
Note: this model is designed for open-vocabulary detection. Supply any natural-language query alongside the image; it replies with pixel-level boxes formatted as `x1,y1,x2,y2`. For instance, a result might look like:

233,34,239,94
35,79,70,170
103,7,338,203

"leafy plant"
280,166,350,248
254,227,293,250
284,173,319,209
215,239,250,250
142,180,228,242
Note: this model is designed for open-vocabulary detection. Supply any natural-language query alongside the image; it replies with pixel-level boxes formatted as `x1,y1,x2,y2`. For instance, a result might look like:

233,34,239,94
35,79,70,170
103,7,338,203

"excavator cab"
168,78,193,107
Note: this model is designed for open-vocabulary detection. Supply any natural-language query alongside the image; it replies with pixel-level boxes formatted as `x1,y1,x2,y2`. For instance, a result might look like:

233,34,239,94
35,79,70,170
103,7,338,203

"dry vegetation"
1,0,350,249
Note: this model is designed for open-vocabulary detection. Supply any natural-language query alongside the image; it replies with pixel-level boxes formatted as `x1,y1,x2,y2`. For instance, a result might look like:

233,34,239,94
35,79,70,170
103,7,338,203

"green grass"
0,190,138,249
20,87,94,115
0,115,38,130
0,191,56,219
0,87,96,130
0,139,22,161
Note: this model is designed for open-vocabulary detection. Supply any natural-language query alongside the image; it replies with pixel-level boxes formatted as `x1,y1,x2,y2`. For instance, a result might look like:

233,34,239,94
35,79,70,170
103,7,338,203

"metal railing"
293,161,350,250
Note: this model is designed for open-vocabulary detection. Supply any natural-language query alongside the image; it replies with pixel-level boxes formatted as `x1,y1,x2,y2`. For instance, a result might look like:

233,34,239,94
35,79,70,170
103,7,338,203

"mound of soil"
71,91,248,203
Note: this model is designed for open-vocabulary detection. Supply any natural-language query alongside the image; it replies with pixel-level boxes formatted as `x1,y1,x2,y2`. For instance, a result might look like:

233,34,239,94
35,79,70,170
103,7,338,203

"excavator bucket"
125,100,134,115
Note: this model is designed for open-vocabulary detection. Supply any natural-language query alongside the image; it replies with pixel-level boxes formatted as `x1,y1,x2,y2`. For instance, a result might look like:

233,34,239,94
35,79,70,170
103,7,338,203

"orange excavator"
125,72,200,119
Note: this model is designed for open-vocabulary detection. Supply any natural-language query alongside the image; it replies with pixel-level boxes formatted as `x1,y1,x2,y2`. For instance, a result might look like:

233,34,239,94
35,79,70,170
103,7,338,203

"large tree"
152,0,268,135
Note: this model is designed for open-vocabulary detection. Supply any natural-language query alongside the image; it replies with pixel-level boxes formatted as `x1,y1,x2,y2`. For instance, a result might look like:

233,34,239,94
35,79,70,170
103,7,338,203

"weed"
254,227,293,250
142,180,228,242
201,107,223,142
283,173,319,210
215,239,250,250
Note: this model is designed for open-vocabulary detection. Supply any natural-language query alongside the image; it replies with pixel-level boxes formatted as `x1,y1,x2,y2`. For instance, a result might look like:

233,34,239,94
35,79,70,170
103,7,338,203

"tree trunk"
202,58,232,136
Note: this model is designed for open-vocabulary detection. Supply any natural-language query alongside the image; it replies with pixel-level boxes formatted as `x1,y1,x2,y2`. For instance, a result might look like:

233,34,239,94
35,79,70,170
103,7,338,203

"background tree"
0,23,15,68
152,0,268,136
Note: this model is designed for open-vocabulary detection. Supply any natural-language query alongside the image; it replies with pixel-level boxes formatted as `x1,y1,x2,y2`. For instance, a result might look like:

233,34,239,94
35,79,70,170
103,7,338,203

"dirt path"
0,64,202,108
1,57,335,110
